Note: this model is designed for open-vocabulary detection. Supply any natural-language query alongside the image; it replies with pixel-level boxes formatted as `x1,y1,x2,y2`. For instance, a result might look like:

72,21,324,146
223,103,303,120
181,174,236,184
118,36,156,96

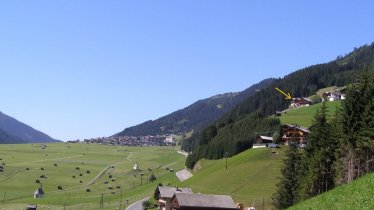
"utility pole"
225,152,228,170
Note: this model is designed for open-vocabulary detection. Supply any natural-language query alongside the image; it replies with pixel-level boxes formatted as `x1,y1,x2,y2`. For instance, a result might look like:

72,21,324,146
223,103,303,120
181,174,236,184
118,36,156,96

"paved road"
126,197,150,210
176,169,193,181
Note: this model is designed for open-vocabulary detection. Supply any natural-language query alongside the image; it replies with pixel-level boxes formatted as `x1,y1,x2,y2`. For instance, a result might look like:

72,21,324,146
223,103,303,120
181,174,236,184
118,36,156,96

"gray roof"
258,136,273,141
158,186,193,198
285,124,310,133
174,193,236,209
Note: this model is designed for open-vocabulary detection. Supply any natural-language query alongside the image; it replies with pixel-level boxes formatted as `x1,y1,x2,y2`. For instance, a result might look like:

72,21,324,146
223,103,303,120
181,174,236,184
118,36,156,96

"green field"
179,147,285,209
0,143,186,210
279,101,342,127
289,173,374,210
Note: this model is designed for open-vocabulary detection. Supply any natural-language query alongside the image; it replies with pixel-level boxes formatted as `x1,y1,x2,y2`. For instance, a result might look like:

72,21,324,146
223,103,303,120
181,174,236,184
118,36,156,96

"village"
66,135,176,147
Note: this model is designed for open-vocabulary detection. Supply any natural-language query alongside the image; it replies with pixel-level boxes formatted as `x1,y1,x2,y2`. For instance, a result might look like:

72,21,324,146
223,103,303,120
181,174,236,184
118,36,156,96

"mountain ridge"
114,78,275,137
0,111,59,143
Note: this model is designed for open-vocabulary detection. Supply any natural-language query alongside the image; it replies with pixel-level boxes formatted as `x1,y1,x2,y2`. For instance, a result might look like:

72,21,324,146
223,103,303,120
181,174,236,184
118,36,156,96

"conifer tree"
301,102,336,198
272,144,302,209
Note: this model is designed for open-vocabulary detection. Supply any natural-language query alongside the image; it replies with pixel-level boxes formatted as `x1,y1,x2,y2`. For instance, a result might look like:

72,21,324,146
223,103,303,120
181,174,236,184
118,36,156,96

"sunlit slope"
289,173,374,210
279,101,341,127
180,148,285,209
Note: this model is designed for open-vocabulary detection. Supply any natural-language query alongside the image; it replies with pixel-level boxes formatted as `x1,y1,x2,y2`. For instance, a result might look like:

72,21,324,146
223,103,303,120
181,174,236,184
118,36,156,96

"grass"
179,147,286,209
0,143,186,210
279,101,342,128
289,173,374,210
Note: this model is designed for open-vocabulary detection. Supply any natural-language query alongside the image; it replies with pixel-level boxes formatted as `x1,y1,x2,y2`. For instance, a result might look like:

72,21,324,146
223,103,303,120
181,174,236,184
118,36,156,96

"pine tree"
300,102,337,198
272,144,302,209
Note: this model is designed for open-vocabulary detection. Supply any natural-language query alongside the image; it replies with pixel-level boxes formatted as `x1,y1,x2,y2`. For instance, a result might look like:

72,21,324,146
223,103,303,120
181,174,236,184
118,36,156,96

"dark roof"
173,193,236,209
284,124,310,133
158,186,193,198
34,188,44,195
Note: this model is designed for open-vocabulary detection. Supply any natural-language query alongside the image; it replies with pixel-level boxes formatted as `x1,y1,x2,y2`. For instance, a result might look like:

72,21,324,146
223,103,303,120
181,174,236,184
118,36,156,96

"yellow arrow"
275,87,292,100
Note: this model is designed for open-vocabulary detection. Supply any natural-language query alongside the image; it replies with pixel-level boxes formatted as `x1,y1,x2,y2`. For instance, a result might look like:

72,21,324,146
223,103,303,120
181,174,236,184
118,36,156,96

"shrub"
116,186,121,189
79,173,83,176
86,189,91,192
108,186,113,190
2,163,5,165
86,170,90,174
111,192,115,194
112,179,116,182
35,179,40,183
75,167,80,170
72,175,76,178
41,167,44,170
54,163,58,166
40,175,46,178
57,186,63,190
109,174,113,178
26,168,30,170
79,180,83,183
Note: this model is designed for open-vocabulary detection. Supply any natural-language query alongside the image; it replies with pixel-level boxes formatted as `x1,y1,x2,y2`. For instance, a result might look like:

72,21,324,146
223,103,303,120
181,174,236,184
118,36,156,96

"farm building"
34,186,44,198
255,135,274,144
133,162,139,170
289,97,312,108
170,193,237,210
26,204,38,210
281,124,310,144
155,186,193,210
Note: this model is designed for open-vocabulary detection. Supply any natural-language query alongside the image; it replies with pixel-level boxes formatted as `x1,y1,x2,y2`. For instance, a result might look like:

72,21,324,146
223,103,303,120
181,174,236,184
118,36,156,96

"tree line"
273,71,374,209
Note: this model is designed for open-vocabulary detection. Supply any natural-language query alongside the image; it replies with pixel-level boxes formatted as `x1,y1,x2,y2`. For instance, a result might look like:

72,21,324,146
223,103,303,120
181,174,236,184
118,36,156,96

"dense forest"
183,43,374,169
273,71,374,209
114,78,275,136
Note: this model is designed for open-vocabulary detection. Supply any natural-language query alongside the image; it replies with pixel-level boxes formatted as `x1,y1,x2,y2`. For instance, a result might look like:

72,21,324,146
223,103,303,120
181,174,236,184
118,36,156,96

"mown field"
289,172,374,210
0,143,186,210
280,101,342,127
179,147,285,210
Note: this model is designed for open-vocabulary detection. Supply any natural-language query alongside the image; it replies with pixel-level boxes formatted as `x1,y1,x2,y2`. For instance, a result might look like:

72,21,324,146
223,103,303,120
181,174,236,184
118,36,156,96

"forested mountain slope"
183,43,374,168
114,78,275,136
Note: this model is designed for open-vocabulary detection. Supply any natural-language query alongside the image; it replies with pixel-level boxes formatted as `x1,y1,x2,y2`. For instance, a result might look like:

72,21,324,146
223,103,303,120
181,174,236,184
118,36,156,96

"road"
126,197,150,210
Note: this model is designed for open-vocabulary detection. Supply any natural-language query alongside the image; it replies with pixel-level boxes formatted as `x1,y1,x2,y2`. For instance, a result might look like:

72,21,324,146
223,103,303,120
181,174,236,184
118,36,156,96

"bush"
35,179,40,183
79,180,83,183
116,186,121,189
142,200,151,209
72,175,76,178
79,173,83,176
108,186,113,190
86,170,90,174
26,168,30,170
75,167,80,170
57,186,63,190
41,167,44,170
86,188,90,192
54,163,58,166
112,179,116,182
109,174,113,178
40,175,46,178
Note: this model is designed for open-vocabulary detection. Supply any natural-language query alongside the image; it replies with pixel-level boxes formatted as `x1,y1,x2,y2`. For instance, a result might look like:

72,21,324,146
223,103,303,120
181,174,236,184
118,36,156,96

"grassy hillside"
180,147,285,209
0,143,186,210
289,173,374,210
279,101,342,127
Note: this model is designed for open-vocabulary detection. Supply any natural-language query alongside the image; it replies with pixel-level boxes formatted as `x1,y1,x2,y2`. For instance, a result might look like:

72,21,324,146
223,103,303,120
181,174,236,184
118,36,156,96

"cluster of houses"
75,135,176,146
253,124,310,149
155,186,245,210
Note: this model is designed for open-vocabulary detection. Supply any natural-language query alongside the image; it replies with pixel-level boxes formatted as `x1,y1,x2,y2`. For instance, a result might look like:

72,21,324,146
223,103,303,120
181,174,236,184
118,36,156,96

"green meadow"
289,172,374,210
279,101,342,127
0,143,186,210
179,147,285,209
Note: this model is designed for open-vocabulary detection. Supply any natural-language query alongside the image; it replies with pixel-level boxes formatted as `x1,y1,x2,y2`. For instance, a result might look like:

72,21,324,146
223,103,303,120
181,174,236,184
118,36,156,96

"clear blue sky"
0,1,373,141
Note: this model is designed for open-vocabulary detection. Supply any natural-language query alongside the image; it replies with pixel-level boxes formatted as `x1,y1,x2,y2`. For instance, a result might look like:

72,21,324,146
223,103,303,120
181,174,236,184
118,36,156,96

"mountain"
183,43,374,167
0,111,59,143
114,78,275,137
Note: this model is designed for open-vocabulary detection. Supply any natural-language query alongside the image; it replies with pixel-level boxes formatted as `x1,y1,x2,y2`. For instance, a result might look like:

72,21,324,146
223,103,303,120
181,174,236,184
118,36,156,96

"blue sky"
0,1,373,140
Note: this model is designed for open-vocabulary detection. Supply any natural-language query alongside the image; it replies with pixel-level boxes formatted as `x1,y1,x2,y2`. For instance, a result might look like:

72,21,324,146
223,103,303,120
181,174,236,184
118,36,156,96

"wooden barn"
155,186,193,210
281,124,310,144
